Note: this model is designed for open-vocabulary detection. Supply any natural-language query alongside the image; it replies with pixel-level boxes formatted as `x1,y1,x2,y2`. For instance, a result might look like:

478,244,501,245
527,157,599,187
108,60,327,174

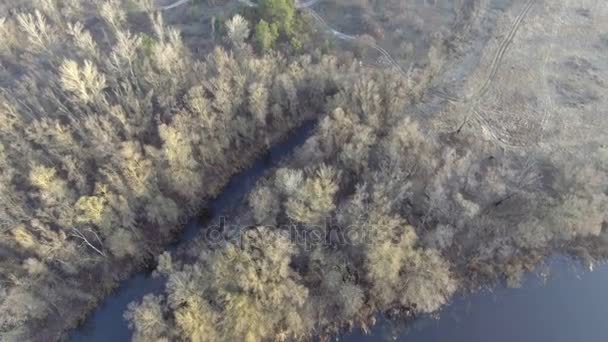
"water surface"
345,259,608,342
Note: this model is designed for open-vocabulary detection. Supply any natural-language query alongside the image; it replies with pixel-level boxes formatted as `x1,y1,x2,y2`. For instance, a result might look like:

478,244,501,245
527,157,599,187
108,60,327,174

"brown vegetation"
1,0,607,341
127,64,607,341
0,0,352,340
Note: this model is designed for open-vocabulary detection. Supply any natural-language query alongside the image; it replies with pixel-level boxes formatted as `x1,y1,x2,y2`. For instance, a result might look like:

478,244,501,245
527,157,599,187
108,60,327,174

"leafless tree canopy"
0,0,606,341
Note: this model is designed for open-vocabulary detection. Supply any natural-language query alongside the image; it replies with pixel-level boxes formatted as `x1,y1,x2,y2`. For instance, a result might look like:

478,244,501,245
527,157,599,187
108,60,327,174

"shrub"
254,19,278,52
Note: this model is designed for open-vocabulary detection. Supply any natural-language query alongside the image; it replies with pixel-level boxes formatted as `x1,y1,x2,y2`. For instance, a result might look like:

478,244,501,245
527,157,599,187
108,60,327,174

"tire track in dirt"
159,0,318,11
435,0,536,104
303,7,408,77
159,0,190,10
474,0,536,100
469,0,536,148
161,0,408,77
435,0,536,148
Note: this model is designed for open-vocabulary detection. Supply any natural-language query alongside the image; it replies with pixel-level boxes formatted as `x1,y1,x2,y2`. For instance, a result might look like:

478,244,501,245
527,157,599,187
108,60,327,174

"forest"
1,0,607,341
0,0,348,339
125,64,608,342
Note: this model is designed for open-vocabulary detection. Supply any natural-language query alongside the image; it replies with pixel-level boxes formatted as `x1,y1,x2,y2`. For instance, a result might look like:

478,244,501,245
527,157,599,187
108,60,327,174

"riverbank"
120,0,608,338
48,117,318,342
344,258,608,342
70,119,319,341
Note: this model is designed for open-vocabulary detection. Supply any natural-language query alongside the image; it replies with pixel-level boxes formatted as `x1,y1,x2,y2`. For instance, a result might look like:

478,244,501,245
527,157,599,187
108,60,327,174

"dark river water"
71,119,608,342
70,121,317,341
345,259,608,342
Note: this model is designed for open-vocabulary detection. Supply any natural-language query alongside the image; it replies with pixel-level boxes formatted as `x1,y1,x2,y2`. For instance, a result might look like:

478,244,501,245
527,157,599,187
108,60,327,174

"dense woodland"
0,0,358,340
1,0,607,341
125,63,608,341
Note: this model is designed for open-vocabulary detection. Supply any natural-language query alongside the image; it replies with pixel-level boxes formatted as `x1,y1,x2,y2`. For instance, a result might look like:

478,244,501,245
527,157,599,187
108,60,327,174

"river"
345,259,608,342
70,120,318,341
72,118,608,342
70,122,608,342
71,120,608,341
69,0,608,340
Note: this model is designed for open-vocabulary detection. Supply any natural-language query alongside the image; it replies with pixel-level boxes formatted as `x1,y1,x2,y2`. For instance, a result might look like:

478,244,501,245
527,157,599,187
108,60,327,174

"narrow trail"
468,0,536,148
474,0,536,100
296,0,321,8
160,0,320,10
159,0,190,10
434,0,537,148
435,0,536,104
159,0,407,76
301,5,408,77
